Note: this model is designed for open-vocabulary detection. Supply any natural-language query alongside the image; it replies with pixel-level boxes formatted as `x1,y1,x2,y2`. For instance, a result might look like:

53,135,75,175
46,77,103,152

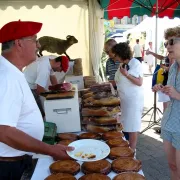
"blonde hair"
164,26,180,40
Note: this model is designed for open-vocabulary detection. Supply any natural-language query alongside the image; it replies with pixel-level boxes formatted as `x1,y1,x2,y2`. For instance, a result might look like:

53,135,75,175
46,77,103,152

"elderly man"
24,55,69,117
0,20,73,180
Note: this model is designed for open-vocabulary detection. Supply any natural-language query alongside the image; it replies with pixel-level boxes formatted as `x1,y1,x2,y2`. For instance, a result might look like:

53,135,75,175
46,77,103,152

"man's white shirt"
0,56,44,157
23,55,56,90
133,44,142,57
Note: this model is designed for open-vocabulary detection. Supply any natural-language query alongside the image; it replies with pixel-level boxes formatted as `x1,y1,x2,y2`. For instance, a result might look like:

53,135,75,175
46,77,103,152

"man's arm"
36,84,46,95
50,75,58,86
0,125,73,160
146,50,164,60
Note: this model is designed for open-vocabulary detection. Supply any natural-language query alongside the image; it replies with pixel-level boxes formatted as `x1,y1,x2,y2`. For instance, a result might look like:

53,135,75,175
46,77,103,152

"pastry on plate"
78,132,101,140
113,172,145,180
45,173,76,180
109,147,134,160
57,133,78,141
112,158,142,173
79,173,111,180
102,131,124,140
106,138,129,148
49,160,80,175
81,160,111,175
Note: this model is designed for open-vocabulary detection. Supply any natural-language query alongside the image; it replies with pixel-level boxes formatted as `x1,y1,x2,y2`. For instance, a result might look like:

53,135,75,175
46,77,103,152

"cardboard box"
65,75,84,89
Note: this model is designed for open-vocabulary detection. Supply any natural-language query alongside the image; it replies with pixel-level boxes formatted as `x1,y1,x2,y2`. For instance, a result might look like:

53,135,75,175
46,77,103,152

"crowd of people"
104,26,180,179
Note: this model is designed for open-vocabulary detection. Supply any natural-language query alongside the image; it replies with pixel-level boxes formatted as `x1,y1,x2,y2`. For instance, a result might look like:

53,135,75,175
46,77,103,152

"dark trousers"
31,89,45,118
123,131,129,140
0,156,32,180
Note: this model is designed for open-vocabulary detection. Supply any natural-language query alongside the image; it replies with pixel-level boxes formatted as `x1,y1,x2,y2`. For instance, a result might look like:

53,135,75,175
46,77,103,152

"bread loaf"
83,124,123,133
82,107,120,117
83,96,120,107
82,117,117,125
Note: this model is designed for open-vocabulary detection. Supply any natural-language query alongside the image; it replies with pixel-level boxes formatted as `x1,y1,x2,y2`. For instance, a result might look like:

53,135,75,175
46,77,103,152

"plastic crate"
42,122,57,145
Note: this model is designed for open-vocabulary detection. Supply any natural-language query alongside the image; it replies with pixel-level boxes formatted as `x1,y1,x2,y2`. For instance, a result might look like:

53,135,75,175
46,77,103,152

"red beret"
61,56,69,73
0,20,42,43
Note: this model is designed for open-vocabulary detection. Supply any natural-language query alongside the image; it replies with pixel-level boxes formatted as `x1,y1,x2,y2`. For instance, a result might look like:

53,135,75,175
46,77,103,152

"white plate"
67,139,110,162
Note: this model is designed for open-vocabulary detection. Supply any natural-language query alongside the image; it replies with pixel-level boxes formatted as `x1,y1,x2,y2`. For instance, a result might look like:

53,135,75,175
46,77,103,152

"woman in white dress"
110,43,144,151
145,42,155,74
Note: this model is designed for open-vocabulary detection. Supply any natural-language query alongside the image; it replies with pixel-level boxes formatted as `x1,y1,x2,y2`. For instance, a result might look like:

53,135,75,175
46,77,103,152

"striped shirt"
106,59,120,80
161,61,180,133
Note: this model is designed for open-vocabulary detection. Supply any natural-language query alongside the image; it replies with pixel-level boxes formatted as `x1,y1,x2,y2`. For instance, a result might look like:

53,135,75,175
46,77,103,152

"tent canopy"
100,0,180,20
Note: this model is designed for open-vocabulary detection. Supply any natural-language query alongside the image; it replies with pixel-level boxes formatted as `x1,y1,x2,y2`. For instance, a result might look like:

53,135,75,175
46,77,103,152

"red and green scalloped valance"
99,0,180,20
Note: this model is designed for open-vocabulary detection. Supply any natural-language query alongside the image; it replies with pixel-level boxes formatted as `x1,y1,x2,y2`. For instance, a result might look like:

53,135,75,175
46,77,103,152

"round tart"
106,138,129,148
58,133,78,140
58,140,74,146
79,132,101,140
49,160,80,175
45,173,76,180
79,173,111,180
102,131,124,140
113,172,145,180
112,158,142,173
81,160,111,175
109,147,134,159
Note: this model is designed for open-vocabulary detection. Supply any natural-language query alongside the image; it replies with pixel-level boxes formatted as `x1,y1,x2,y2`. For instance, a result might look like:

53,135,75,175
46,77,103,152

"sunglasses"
164,38,180,48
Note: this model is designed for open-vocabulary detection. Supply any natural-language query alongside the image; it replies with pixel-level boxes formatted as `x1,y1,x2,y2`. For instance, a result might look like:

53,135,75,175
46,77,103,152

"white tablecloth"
31,156,144,180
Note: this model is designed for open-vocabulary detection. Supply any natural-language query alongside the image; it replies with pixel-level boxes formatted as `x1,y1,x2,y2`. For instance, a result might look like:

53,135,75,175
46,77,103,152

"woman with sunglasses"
110,42,144,151
153,26,180,179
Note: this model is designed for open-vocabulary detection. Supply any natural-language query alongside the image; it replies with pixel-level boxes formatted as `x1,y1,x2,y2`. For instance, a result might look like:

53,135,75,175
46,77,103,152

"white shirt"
133,44,142,57
115,58,144,96
23,56,56,90
0,56,44,157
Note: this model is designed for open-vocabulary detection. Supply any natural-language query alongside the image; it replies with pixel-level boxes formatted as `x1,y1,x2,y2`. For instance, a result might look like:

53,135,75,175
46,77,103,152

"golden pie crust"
113,172,145,180
102,131,124,141
58,133,78,141
109,147,134,160
45,173,76,180
57,139,74,146
81,160,111,175
79,173,111,180
49,160,80,175
106,138,129,148
79,132,101,140
112,158,142,173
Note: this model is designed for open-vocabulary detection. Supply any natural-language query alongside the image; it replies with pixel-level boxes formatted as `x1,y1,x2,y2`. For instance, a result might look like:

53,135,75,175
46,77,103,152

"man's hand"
162,85,180,100
146,49,152,55
51,144,74,161
120,66,128,77
152,84,164,92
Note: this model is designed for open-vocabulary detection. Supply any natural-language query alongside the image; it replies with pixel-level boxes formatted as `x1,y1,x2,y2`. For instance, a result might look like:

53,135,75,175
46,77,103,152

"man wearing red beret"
0,20,73,180
24,55,69,117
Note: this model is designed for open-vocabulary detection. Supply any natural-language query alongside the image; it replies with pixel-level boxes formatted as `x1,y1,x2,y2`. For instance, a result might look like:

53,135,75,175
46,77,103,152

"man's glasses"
21,37,39,44
164,38,180,48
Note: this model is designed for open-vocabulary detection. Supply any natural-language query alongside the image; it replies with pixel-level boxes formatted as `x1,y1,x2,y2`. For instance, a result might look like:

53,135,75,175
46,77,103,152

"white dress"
144,47,155,66
115,58,144,132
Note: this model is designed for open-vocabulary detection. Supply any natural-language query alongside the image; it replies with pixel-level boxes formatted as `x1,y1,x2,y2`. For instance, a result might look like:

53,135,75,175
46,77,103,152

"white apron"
115,58,144,132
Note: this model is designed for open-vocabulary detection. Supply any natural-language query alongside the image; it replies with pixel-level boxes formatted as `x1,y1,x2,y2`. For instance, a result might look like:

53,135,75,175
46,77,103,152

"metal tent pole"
141,0,163,134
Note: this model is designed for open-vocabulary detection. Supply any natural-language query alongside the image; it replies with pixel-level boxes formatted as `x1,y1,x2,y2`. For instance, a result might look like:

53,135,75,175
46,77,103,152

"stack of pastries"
45,131,145,180
81,83,122,133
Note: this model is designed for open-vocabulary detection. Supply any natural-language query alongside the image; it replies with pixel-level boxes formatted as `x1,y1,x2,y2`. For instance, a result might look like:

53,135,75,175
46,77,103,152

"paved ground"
137,62,170,180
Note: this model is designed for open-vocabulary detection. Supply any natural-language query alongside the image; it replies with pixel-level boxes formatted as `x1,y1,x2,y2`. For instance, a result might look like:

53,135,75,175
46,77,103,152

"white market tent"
0,0,104,80
123,16,180,53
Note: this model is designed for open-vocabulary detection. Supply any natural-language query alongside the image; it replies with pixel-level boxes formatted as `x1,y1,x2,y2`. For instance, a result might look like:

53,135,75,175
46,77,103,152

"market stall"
29,82,145,179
